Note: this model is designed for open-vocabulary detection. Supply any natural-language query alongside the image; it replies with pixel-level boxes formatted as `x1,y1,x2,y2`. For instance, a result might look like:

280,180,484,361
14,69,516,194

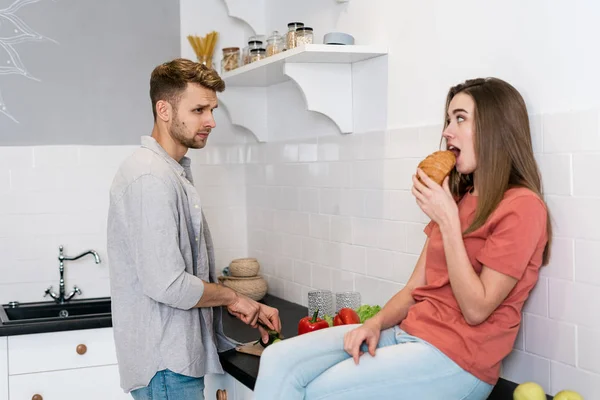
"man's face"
169,83,218,149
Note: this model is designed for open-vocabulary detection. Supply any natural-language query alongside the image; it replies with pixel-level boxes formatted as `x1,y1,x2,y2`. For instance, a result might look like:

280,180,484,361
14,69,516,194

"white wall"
182,0,600,397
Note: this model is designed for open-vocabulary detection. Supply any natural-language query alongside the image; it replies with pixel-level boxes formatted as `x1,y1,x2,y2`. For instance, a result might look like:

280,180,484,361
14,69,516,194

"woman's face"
443,92,477,175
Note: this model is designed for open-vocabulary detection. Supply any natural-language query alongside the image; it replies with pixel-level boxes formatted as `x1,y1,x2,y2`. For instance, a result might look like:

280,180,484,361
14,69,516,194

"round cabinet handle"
216,389,227,400
76,344,87,355
32,394,43,400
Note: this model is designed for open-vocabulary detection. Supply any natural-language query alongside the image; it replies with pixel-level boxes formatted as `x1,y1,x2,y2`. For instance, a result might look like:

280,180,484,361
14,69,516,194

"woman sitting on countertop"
253,77,552,400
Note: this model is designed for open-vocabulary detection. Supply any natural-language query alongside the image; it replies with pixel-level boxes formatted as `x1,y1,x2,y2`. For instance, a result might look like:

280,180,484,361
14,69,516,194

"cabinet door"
0,337,7,400
234,379,255,400
8,328,117,375
9,364,129,400
204,372,237,400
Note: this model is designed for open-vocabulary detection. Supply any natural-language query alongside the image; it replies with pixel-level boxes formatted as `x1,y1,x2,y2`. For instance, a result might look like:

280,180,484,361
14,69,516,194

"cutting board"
235,340,265,357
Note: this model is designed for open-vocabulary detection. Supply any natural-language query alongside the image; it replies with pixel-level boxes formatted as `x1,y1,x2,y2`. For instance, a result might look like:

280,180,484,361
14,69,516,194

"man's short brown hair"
149,58,225,120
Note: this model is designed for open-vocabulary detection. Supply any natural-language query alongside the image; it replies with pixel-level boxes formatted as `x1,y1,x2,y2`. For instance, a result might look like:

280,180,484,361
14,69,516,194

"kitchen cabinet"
205,372,255,400
2,327,255,400
234,378,255,400
9,365,128,400
1,337,7,400
4,327,127,400
8,327,117,375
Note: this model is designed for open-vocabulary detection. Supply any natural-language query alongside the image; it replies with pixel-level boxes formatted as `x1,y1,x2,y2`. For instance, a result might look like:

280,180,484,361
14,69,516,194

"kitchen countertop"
218,294,307,390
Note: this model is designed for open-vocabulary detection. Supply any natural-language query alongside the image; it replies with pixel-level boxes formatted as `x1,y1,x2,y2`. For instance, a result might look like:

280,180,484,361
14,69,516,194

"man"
107,58,281,399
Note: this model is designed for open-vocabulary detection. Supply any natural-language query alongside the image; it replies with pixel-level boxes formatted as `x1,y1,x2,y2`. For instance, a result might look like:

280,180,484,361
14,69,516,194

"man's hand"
256,304,282,343
226,295,282,343
226,293,261,327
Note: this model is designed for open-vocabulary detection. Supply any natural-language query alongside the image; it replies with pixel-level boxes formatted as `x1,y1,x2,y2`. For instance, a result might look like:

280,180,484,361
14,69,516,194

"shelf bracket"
284,62,353,134
219,87,268,142
222,0,266,34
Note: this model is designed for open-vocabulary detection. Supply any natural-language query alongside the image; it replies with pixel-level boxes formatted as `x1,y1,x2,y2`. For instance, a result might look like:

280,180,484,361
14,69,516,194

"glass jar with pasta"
266,31,284,57
295,27,314,46
286,22,304,50
221,47,240,73
250,48,266,63
244,38,264,65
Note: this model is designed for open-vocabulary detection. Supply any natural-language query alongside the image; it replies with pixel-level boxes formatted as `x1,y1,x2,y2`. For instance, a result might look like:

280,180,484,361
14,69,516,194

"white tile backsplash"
33,146,79,168
538,154,572,195
523,277,549,316
543,109,600,153
546,195,600,240
548,279,600,328
502,350,551,394
541,237,574,280
524,314,577,366
338,243,365,274
0,147,34,168
330,215,352,244
577,326,600,374
575,239,600,285
572,153,600,197
551,362,600,398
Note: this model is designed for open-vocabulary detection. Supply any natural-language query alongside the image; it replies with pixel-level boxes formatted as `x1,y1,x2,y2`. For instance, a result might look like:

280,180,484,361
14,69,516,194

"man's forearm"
194,282,238,308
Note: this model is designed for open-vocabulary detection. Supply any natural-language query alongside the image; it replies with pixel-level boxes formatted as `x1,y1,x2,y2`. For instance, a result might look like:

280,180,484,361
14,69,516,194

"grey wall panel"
0,0,180,145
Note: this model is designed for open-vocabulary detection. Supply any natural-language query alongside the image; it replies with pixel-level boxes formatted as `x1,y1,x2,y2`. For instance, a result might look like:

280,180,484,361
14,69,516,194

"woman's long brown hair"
444,78,552,265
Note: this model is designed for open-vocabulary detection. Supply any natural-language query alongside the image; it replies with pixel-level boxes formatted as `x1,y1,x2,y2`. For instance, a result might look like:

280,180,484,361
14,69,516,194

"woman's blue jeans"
253,324,493,400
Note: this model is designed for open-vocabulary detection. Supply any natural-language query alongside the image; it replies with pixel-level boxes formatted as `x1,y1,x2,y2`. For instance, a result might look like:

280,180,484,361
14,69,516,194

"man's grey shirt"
107,136,235,393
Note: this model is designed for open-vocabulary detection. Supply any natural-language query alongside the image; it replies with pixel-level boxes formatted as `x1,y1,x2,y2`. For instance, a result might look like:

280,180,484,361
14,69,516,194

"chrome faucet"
45,245,101,304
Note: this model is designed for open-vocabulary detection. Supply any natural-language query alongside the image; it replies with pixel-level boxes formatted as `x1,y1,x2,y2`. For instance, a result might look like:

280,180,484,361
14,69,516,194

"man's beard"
169,114,208,149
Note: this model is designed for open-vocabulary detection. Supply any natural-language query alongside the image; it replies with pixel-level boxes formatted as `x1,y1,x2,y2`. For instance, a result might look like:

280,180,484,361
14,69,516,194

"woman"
253,77,552,400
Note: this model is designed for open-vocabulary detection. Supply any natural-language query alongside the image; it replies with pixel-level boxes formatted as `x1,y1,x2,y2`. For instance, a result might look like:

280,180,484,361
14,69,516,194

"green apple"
554,390,583,400
513,382,546,400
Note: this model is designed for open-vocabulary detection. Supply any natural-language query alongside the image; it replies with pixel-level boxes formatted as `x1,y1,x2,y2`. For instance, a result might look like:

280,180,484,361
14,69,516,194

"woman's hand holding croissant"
412,169,459,230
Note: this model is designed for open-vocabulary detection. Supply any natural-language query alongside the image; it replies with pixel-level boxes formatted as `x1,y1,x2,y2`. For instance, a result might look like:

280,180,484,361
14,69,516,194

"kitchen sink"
0,297,111,325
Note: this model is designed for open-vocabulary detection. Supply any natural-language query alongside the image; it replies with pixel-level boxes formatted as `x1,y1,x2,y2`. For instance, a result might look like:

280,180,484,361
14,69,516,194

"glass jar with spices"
221,47,240,74
295,27,314,46
250,48,266,63
266,31,284,57
286,22,304,49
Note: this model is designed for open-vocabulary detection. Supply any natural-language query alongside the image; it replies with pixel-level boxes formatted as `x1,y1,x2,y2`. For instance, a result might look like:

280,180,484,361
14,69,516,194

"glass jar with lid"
266,31,284,57
250,48,266,63
243,35,264,65
286,22,304,49
221,47,240,74
295,27,314,46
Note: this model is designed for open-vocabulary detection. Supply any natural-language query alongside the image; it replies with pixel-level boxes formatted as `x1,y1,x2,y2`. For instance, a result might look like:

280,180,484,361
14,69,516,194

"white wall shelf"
219,44,388,142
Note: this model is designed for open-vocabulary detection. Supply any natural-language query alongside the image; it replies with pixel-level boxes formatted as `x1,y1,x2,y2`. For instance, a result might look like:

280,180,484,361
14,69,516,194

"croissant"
417,150,456,185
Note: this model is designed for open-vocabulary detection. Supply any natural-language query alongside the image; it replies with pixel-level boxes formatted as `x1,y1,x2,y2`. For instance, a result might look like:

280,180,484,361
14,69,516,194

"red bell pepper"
333,308,361,326
298,309,330,335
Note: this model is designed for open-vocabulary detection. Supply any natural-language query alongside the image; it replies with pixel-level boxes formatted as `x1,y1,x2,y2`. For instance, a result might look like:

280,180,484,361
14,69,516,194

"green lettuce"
322,314,334,327
355,304,382,323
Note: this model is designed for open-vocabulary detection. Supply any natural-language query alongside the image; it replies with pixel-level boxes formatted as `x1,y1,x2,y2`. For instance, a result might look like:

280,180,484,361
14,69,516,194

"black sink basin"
0,297,111,325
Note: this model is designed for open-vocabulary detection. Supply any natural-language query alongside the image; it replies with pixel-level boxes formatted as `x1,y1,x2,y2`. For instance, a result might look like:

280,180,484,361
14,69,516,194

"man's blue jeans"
131,369,205,400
